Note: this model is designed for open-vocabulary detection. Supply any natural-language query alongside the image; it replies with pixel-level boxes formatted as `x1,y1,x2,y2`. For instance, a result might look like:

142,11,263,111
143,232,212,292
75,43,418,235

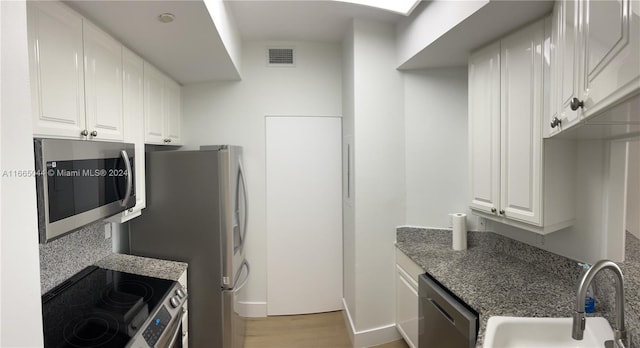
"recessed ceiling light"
158,13,175,23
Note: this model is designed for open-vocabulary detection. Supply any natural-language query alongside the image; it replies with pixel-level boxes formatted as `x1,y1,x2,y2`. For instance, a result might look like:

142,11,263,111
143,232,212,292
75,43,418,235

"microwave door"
34,138,135,243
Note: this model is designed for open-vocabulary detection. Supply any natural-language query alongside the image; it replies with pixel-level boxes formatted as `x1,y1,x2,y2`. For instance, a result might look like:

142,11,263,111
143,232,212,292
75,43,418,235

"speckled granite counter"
396,227,640,347
95,253,188,282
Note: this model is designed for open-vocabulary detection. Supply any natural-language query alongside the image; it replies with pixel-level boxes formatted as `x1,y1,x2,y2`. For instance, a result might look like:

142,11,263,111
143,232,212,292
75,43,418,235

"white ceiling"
226,0,401,42
65,0,403,85
65,0,241,85
64,0,555,84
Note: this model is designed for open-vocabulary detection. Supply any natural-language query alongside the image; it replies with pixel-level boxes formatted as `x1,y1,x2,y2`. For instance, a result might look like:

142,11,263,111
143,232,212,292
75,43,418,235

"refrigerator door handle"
238,160,248,249
234,259,250,291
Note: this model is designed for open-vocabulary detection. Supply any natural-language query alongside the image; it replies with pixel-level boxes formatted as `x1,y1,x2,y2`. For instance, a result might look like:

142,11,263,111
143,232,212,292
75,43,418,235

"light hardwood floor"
245,311,409,348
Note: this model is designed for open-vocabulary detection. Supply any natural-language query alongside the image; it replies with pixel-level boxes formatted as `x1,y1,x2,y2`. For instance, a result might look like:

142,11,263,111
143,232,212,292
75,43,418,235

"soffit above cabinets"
226,0,401,42
398,0,555,70
65,0,241,85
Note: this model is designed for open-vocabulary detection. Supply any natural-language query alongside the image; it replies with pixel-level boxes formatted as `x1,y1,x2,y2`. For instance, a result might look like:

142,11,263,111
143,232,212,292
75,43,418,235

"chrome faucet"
572,260,628,348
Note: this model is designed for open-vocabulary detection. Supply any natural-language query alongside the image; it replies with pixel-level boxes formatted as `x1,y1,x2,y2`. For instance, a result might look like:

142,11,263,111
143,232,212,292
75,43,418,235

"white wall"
343,18,405,347
490,140,628,264
0,1,45,345
627,140,640,239
404,68,477,230
203,0,242,76
341,21,357,333
396,0,488,67
182,40,342,316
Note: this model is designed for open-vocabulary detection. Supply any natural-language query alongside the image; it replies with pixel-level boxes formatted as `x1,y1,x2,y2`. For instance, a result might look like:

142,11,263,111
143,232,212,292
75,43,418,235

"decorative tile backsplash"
39,222,113,293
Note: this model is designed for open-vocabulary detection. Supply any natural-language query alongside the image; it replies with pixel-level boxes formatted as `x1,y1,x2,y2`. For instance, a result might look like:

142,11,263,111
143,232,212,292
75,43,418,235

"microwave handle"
120,150,133,207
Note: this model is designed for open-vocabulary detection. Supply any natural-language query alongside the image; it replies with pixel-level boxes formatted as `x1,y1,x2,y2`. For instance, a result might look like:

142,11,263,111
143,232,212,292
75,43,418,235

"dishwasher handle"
428,297,455,324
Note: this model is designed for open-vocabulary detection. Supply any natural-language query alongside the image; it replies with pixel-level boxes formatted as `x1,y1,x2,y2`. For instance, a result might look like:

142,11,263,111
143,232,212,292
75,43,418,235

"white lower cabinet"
395,248,424,348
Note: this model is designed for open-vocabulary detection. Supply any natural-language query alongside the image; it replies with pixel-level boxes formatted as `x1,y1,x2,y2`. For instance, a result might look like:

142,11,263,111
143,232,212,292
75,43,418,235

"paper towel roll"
451,213,467,251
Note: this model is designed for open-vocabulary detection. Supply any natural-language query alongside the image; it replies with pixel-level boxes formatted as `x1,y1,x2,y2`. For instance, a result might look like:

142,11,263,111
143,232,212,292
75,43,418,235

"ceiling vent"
267,48,295,67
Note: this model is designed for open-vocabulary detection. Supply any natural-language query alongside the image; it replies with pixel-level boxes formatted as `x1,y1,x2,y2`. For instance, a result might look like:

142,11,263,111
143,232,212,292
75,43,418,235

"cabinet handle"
570,97,584,111
164,138,172,143
491,208,497,213
90,130,98,137
550,117,562,128
499,210,505,215
81,129,88,136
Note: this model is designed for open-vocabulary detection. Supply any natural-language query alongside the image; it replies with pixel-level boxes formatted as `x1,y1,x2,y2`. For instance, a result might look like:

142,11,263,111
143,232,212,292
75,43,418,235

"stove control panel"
127,283,187,348
142,306,171,346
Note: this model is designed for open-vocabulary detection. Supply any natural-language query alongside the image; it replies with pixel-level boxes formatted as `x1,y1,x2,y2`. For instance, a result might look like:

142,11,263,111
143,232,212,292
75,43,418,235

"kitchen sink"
483,316,615,348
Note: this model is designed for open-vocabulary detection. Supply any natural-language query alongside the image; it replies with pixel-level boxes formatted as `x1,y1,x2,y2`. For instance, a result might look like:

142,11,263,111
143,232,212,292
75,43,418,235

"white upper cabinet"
468,42,501,216
469,18,576,234
83,20,124,141
28,1,86,139
27,1,124,141
144,62,165,144
164,78,182,145
547,0,640,137
144,62,182,146
500,20,544,225
108,47,146,223
548,0,582,136
581,0,639,117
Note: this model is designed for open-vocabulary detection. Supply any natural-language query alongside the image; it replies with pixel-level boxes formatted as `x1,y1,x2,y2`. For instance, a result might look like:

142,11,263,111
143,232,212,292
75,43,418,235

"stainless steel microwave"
34,138,135,243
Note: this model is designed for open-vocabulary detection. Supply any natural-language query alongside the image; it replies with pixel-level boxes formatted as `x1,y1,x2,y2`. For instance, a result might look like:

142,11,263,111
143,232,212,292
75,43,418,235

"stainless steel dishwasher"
419,273,479,348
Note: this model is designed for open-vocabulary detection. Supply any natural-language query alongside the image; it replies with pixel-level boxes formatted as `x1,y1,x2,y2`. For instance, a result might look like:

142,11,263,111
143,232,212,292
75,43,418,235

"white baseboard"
341,298,402,348
238,301,267,318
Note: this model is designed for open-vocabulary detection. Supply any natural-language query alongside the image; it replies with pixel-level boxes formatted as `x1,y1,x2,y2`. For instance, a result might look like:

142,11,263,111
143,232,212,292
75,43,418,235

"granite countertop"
396,228,580,346
95,253,188,282
397,227,640,348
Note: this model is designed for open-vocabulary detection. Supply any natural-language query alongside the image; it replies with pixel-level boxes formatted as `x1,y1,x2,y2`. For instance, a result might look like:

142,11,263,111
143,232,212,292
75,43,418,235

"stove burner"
62,313,120,348
103,280,154,306
42,267,176,348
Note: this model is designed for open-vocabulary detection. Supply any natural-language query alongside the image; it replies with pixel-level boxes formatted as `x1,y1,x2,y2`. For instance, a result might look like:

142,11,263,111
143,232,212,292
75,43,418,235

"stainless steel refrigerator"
128,145,249,348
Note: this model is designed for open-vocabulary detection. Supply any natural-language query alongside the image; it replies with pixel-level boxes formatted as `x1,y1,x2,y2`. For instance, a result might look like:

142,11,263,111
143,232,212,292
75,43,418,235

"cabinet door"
500,20,544,225
581,0,640,117
549,0,582,136
395,265,418,348
144,62,165,144
83,21,123,141
468,42,501,215
164,78,182,145
123,48,145,216
27,1,86,139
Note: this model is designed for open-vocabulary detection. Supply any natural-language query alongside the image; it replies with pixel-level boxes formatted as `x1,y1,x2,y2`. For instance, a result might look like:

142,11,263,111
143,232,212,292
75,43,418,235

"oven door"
160,316,184,348
34,138,135,242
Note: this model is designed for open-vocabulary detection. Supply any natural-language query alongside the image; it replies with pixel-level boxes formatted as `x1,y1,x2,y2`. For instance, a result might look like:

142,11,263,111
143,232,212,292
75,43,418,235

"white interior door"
266,116,342,315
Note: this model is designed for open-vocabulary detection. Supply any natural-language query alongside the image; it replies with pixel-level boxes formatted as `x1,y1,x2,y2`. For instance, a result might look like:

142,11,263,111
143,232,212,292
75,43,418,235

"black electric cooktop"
42,266,175,348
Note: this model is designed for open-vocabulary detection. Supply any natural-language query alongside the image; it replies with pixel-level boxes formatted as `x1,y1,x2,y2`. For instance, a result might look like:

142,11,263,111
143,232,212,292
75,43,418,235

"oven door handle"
163,314,183,348
120,150,133,207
